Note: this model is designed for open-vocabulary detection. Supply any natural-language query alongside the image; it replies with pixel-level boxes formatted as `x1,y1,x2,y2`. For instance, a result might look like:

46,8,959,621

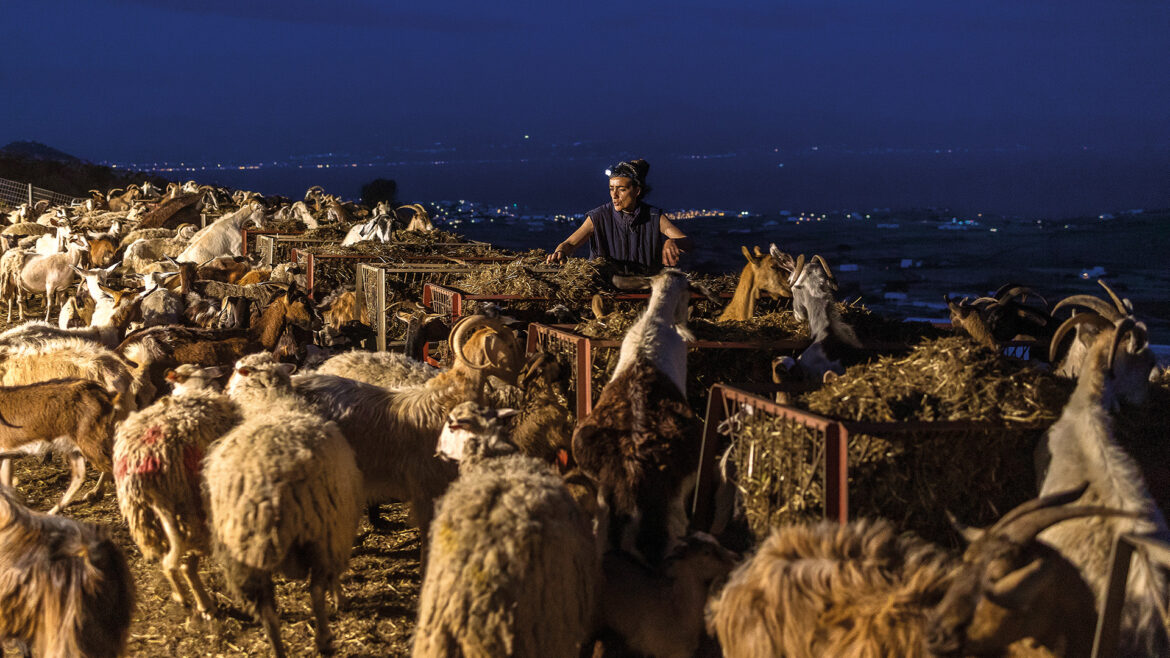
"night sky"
3,0,1168,213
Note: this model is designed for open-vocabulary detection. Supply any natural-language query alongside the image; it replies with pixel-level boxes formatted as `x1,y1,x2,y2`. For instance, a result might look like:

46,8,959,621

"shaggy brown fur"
114,389,242,616
511,351,575,467
708,520,955,658
88,235,119,267
572,358,703,564
0,486,134,657
135,192,203,229
0,379,118,513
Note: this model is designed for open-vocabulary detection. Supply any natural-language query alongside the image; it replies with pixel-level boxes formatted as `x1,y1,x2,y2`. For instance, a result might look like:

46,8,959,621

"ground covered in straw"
2,459,420,657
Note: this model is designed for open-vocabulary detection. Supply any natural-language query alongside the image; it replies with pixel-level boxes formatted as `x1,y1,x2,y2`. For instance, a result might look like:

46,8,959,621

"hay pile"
450,254,607,308
730,336,1073,547
800,336,1070,423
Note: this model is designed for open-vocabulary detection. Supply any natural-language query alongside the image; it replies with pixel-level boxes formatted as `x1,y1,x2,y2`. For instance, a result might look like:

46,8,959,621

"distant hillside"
0,141,170,201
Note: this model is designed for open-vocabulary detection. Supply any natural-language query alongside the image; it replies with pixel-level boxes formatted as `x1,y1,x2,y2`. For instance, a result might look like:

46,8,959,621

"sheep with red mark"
113,365,243,620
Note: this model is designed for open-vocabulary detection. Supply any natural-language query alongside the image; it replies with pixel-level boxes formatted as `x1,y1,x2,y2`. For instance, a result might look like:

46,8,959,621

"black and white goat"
772,251,863,384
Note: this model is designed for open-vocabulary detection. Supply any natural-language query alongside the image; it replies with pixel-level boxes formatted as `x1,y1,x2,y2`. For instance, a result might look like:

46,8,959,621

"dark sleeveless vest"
586,202,665,273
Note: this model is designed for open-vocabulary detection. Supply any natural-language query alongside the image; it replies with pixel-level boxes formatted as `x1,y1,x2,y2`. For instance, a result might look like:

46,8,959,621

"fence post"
27,184,33,207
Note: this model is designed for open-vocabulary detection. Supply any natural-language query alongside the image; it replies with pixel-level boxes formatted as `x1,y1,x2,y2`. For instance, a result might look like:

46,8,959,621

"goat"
572,269,711,564
175,200,265,263
0,485,134,658
595,534,738,658
292,315,523,537
718,244,793,321
5,235,88,322
401,203,435,232
510,351,575,467
709,486,1121,658
134,191,204,230
946,283,1051,348
1048,280,1132,377
1033,305,1168,656
0,379,119,514
772,251,863,384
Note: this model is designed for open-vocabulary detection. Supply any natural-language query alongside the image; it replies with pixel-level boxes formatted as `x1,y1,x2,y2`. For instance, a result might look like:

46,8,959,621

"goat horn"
1052,294,1121,321
1049,312,1113,362
1096,279,1129,316
788,254,807,286
449,315,490,371
812,255,835,282
998,504,1142,546
991,483,1088,532
1107,317,1137,373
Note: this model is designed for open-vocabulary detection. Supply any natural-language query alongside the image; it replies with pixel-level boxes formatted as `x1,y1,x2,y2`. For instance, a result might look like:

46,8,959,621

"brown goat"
0,379,119,514
718,244,794,321
709,485,1121,658
87,235,119,268
0,486,134,658
510,351,575,468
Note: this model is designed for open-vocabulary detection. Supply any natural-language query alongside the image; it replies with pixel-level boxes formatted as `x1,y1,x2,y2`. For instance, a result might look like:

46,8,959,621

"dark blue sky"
3,0,1168,213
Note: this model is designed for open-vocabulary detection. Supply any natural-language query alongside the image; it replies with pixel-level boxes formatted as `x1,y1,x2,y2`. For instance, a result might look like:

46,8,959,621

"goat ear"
986,557,1052,611
277,363,297,377
752,245,766,258
741,246,762,266
164,368,179,382
612,274,651,291
493,408,520,420
236,366,252,377
689,281,720,305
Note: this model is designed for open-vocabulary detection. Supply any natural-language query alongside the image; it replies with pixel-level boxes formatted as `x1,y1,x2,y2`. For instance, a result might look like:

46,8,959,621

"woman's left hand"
662,238,683,266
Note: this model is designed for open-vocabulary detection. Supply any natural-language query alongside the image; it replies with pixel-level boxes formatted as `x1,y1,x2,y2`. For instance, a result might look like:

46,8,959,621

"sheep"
1033,307,1169,656
718,244,794,321
0,485,134,658
123,235,190,274
312,349,439,389
415,400,597,657
572,269,710,565
206,357,362,657
708,486,1119,658
594,534,738,658
0,379,119,514
113,365,242,619
292,315,524,536
771,251,864,384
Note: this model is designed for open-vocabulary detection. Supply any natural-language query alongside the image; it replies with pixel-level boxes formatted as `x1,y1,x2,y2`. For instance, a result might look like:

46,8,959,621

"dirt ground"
1,458,421,657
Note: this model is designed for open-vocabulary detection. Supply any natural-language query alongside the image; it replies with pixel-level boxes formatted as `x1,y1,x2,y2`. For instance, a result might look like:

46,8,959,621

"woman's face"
609,176,640,212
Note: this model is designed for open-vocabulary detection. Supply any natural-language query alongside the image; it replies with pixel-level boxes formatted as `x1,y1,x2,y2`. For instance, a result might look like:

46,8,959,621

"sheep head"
435,401,519,463
165,364,227,394
926,484,1135,656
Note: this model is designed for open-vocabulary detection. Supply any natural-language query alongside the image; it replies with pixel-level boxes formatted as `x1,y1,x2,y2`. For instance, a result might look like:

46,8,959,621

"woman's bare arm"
546,217,595,263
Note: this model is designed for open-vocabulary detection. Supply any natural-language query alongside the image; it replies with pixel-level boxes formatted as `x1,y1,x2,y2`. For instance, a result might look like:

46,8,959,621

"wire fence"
0,177,85,210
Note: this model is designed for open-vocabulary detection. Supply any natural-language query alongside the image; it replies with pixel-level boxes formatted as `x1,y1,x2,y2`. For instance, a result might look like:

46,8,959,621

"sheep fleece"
413,454,598,657
114,391,243,561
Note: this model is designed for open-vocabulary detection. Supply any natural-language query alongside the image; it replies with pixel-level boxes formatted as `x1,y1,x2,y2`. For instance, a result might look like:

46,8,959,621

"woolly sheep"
207,356,362,657
113,365,243,619
414,401,597,657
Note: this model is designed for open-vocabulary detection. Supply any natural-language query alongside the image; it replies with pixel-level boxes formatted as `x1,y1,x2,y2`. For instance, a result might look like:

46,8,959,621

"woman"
546,159,691,272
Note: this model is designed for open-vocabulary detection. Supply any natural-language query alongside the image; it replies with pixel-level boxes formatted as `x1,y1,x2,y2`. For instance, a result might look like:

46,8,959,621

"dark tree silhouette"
361,178,398,207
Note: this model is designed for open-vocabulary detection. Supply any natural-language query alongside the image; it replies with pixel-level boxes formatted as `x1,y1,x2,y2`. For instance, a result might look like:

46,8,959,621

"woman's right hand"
546,249,567,264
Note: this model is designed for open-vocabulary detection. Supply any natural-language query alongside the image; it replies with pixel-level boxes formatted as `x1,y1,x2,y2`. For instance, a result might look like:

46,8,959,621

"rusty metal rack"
358,262,519,351
293,242,498,299
691,384,1047,544
240,229,306,257
1092,533,1170,656
254,234,330,266
421,280,558,321
526,323,810,419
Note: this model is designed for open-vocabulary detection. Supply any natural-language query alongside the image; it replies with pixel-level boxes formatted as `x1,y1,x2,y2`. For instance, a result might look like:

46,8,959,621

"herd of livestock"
0,181,1166,657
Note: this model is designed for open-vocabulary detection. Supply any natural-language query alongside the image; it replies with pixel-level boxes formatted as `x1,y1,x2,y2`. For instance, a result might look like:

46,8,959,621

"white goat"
7,235,88,321
1034,310,1169,656
175,200,265,263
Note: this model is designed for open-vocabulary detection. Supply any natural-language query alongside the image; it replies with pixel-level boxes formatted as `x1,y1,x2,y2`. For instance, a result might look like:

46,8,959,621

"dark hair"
607,159,652,198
